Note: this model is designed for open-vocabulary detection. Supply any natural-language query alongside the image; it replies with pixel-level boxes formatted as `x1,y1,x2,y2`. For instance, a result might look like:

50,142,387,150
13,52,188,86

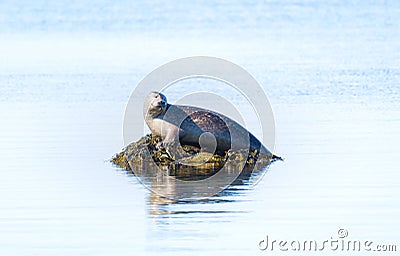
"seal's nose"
159,100,166,106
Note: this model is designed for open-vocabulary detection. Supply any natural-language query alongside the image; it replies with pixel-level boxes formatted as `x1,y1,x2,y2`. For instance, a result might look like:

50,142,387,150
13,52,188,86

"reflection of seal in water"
144,91,281,160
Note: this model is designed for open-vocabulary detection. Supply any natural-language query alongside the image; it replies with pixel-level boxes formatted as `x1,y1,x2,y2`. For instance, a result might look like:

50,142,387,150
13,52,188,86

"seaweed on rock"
111,134,276,179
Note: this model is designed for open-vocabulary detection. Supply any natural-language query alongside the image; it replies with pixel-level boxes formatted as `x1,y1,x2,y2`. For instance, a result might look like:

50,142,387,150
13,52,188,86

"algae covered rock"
111,133,276,178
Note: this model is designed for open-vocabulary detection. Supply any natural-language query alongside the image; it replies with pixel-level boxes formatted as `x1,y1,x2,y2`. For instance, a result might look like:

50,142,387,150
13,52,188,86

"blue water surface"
0,1,399,255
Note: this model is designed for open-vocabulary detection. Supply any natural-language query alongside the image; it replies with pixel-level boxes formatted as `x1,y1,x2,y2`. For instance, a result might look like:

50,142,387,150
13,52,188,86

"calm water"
1,1,399,255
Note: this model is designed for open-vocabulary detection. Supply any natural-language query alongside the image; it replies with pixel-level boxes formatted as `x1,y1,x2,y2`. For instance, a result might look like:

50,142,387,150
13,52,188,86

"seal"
143,91,281,160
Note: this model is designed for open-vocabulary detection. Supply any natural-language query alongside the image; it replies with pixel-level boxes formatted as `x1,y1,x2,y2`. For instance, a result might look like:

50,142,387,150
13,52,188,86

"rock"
111,134,279,179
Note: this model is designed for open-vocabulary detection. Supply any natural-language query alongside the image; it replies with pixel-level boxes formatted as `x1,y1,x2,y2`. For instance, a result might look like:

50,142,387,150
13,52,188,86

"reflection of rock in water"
111,134,281,213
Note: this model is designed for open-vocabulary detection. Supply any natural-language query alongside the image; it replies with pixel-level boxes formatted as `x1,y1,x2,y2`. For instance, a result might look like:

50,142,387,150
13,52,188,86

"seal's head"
144,91,168,118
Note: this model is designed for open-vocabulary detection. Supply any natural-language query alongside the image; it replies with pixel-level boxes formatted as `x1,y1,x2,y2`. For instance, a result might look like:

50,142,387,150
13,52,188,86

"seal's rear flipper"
271,154,284,162
258,142,283,163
